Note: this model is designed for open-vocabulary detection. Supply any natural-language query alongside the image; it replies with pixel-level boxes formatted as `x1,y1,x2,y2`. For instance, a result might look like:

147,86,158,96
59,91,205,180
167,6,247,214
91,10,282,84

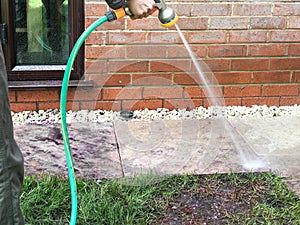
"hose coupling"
105,8,126,21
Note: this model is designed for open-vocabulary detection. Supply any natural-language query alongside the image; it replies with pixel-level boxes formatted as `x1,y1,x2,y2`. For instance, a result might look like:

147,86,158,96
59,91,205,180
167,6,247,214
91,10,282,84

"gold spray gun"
105,0,178,27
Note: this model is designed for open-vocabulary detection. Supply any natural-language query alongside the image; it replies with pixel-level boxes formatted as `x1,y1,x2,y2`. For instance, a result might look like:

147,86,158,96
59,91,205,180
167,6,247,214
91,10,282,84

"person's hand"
128,0,156,20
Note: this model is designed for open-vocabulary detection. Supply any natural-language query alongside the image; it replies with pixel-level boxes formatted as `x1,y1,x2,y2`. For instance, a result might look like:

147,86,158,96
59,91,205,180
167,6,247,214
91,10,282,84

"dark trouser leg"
0,45,24,225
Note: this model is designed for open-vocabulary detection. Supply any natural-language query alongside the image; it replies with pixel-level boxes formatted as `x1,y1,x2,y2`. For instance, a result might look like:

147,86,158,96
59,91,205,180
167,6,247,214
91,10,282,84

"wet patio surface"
14,116,300,196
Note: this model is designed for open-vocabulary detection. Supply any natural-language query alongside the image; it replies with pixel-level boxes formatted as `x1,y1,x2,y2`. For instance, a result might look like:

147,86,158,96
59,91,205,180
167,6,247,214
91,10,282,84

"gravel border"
11,105,300,125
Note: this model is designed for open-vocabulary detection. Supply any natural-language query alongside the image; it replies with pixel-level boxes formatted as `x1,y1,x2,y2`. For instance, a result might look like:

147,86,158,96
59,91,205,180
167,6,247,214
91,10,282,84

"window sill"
8,80,94,89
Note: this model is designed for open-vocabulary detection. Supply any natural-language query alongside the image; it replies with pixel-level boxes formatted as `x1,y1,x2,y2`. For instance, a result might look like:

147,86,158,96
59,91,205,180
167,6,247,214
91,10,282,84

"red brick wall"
10,0,300,112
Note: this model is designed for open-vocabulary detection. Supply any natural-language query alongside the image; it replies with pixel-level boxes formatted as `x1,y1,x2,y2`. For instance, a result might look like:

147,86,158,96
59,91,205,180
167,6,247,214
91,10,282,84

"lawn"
21,172,300,224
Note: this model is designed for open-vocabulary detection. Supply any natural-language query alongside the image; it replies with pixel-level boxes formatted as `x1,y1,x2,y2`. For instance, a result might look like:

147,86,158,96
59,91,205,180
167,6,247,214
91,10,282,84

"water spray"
60,1,178,224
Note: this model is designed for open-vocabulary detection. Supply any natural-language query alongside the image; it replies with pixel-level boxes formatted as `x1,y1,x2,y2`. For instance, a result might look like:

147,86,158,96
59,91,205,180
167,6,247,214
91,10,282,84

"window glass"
14,0,69,65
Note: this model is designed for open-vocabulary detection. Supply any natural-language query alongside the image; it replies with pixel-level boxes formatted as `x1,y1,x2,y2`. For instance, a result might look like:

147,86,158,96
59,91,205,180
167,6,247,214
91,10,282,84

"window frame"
0,0,84,81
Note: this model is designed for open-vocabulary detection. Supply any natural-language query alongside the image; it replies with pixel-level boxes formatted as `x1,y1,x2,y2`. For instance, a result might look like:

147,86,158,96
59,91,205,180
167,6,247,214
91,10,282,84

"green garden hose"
60,15,108,225
60,4,177,223
60,7,128,224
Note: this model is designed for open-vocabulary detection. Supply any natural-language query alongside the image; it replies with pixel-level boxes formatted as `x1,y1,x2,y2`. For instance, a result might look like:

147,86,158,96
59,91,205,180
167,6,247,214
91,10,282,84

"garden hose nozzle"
105,0,178,27
154,0,178,27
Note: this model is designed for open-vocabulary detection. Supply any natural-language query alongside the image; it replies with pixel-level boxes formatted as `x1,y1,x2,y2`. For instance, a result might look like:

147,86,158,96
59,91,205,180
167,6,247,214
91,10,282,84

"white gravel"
11,105,300,125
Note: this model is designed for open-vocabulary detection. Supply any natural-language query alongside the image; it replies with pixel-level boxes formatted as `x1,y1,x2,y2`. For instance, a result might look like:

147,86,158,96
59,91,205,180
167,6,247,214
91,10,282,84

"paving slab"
229,116,300,195
14,122,123,179
114,116,300,195
229,117,300,175
114,119,268,177
229,117,300,156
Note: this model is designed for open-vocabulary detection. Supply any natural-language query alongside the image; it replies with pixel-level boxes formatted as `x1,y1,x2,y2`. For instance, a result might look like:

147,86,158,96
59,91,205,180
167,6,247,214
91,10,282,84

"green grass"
21,172,300,225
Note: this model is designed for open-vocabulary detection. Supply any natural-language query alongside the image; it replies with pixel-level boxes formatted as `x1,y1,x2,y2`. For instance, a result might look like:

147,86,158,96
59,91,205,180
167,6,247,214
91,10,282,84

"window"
1,0,84,81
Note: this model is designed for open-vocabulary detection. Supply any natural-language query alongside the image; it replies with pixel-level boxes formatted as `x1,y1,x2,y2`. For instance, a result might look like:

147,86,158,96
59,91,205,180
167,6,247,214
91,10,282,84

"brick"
224,86,261,97
185,86,223,98
10,103,37,112
288,44,300,56
188,31,226,44
69,101,80,111
262,85,299,96
249,44,286,56
167,45,206,58
224,98,242,106
86,60,107,74
38,102,59,111
89,74,131,87
174,17,208,30
191,4,231,16
97,20,125,31
292,71,300,82
190,46,207,58
174,72,212,85
85,18,125,30
190,60,216,74
231,59,269,71
269,31,300,42
280,96,300,106
203,98,226,108
132,73,172,86
109,60,148,73
9,90,16,102
214,72,251,84
85,3,107,16
127,18,162,30
150,60,191,72
85,46,125,59
250,17,286,29
17,90,59,102
103,87,142,100
85,32,104,45
210,17,248,29
252,71,291,83
80,101,121,111
229,31,267,43
169,4,192,17
144,87,183,99
127,46,168,58
164,99,202,110
274,4,300,16
203,59,230,72
147,32,184,44
289,16,300,28
66,88,102,101
38,101,79,112
270,58,300,70
208,45,247,57
233,4,272,16
122,100,162,110
107,32,146,44
242,97,280,107
184,86,205,98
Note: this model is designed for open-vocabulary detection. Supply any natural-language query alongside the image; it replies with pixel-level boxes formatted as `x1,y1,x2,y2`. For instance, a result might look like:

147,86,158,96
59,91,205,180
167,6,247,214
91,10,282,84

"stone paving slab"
14,122,123,179
114,119,269,177
229,117,300,191
229,117,300,156
114,117,300,195
229,116,300,196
